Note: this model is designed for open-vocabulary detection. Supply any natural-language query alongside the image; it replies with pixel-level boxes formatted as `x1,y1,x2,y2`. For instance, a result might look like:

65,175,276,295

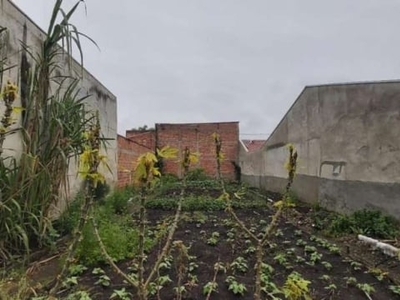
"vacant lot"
2,179,400,300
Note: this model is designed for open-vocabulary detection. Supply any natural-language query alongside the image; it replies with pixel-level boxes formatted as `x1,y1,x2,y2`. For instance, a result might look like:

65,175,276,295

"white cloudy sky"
12,0,400,139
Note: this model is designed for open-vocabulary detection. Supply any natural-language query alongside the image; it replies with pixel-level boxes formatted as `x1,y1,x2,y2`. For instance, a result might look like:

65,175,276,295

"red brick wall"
117,135,152,188
125,130,155,150
156,122,239,180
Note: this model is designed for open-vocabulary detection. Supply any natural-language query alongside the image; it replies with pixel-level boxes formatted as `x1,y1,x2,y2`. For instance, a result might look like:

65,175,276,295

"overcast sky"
12,0,400,139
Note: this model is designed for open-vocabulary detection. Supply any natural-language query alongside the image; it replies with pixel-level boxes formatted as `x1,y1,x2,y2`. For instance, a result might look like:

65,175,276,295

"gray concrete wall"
240,81,400,219
0,0,118,211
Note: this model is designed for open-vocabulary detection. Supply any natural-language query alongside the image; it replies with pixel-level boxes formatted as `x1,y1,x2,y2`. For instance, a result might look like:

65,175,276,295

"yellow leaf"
134,163,147,180
189,153,199,164
142,152,157,164
12,106,25,113
152,168,161,177
212,132,220,140
157,146,178,159
217,192,230,201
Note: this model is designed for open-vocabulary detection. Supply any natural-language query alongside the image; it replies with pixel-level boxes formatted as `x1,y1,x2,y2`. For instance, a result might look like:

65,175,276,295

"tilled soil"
65,208,400,300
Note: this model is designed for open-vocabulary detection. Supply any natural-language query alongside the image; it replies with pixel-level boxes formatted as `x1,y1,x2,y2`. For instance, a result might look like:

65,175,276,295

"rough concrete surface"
0,0,117,212
240,81,400,219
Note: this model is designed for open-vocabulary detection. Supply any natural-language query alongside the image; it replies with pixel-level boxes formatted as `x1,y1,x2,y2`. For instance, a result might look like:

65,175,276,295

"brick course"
117,135,152,187
156,122,239,180
125,129,155,150
117,122,240,187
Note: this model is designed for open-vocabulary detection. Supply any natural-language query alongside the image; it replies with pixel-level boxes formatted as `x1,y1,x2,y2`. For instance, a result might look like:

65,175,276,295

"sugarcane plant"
0,0,97,260
212,133,298,300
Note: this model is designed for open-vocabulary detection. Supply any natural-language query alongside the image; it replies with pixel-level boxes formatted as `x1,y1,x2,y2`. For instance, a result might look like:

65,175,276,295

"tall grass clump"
0,0,98,260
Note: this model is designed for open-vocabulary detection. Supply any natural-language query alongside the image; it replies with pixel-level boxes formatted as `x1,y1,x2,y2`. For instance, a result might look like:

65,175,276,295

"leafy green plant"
304,245,317,253
158,255,173,271
203,262,226,300
389,285,400,295
230,256,248,273
207,231,220,246
76,212,153,265
308,251,322,265
146,195,226,211
294,230,303,236
95,274,111,287
104,187,133,214
110,288,132,300
328,209,398,239
225,276,247,296
319,275,331,282
245,245,256,254
367,268,388,281
203,282,218,296
259,263,282,299
344,276,357,286
186,168,209,181
296,239,307,247
63,276,79,288
69,264,88,276
321,261,333,271
350,261,362,271
357,283,375,298
274,253,289,266
53,193,84,235
324,284,337,296
65,291,92,300
282,272,311,300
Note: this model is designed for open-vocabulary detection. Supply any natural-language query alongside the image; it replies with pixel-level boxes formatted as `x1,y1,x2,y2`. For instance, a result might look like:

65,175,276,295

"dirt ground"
26,205,400,300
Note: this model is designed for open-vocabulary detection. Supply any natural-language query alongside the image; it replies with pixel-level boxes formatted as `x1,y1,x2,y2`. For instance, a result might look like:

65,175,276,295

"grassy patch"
328,209,399,239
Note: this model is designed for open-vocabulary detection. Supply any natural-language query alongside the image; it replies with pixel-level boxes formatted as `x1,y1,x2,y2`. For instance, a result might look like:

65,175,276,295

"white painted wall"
0,0,117,211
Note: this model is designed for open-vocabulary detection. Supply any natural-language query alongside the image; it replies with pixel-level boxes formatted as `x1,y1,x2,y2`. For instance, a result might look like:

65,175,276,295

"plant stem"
226,206,258,241
137,186,147,300
213,133,298,300
49,114,102,297
90,213,137,287
254,245,263,300
205,261,220,300
255,145,297,300
144,151,189,288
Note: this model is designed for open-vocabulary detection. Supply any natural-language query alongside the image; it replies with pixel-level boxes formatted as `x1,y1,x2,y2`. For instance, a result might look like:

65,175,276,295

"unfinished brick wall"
117,135,151,187
156,122,239,180
125,129,155,150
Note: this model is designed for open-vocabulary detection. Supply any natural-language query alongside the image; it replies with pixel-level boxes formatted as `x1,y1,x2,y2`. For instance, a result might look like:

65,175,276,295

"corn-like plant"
0,0,97,260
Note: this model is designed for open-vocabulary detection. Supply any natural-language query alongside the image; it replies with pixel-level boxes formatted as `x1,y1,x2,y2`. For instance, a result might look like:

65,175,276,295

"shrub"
104,187,134,214
53,193,84,235
76,208,154,265
146,196,226,211
145,195,266,211
352,210,398,239
159,173,180,185
93,181,111,201
186,168,209,181
328,209,398,239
